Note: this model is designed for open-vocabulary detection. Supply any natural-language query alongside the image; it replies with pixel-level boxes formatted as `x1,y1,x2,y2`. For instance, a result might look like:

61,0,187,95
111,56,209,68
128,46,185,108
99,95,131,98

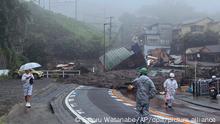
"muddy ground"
0,79,54,117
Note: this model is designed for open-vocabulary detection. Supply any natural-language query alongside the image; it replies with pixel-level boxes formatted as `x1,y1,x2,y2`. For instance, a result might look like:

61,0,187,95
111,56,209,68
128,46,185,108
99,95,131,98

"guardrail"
41,70,80,78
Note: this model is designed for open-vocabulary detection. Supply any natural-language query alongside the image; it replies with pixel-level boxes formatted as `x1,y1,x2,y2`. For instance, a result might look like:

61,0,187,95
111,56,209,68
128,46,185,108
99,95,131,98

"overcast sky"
34,0,220,24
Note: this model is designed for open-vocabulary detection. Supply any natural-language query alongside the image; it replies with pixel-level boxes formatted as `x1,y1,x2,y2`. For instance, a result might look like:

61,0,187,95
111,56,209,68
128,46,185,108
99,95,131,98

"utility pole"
109,16,113,43
103,23,108,72
75,0,78,20
49,0,51,10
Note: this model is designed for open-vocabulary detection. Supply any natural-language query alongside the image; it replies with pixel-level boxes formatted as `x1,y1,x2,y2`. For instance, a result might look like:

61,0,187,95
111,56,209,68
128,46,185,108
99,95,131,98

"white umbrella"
19,62,42,71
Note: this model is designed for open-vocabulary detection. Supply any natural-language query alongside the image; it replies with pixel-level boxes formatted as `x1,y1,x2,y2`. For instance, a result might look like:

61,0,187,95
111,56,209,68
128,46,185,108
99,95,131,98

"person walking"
164,73,178,108
132,67,157,124
21,69,34,108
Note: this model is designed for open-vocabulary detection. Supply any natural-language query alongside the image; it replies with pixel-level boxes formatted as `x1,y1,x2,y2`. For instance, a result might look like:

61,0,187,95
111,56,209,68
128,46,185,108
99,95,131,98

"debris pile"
64,69,167,92
65,70,138,89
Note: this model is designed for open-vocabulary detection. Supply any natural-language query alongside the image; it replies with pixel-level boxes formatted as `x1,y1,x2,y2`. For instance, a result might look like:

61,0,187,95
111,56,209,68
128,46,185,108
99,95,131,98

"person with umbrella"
20,62,41,108
21,69,34,108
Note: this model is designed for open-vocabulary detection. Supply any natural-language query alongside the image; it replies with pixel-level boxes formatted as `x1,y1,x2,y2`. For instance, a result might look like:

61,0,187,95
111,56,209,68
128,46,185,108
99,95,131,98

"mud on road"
0,79,53,116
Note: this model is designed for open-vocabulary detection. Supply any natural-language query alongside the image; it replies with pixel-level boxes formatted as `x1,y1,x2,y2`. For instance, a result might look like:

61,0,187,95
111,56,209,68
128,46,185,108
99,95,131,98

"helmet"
212,75,216,79
139,67,148,75
169,73,175,78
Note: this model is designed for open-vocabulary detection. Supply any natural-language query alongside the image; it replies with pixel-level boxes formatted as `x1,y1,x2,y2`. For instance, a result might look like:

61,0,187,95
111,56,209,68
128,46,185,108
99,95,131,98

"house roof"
99,47,134,70
205,45,220,53
186,47,204,54
186,45,220,54
181,17,214,26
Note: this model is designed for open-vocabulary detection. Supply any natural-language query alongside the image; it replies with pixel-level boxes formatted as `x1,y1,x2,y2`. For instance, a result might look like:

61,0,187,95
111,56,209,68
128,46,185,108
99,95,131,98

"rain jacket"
132,75,157,104
164,78,178,100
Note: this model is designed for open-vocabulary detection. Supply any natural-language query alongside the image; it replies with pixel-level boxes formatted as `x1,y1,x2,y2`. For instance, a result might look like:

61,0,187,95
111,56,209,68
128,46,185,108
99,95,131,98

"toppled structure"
147,48,171,67
99,44,146,71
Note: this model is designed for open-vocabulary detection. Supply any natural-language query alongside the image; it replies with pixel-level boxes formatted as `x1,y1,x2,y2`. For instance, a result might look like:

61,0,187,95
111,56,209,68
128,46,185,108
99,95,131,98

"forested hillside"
0,0,103,69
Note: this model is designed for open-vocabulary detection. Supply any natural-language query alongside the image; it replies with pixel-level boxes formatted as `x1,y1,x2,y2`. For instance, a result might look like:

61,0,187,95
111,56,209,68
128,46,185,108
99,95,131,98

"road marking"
111,95,117,98
70,103,77,107
68,99,74,102
115,98,123,102
65,86,91,124
76,109,85,114
86,118,97,123
123,103,133,106
110,89,199,124
70,94,76,97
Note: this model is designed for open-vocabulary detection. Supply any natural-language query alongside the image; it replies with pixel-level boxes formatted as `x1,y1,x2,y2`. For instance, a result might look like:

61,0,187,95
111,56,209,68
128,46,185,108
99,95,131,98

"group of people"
20,67,177,122
132,67,178,123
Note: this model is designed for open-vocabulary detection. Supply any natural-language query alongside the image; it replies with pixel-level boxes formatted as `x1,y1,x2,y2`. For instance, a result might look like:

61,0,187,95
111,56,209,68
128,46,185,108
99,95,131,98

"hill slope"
23,2,103,67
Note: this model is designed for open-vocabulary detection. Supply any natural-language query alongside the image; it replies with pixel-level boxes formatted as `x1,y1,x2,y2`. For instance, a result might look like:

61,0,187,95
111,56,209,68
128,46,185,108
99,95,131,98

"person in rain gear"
21,70,34,108
164,73,178,108
132,67,157,123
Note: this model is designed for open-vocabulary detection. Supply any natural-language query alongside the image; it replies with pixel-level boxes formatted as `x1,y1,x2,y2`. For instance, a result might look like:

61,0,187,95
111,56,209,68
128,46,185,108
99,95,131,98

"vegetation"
0,116,5,124
0,0,30,69
0,0,103,69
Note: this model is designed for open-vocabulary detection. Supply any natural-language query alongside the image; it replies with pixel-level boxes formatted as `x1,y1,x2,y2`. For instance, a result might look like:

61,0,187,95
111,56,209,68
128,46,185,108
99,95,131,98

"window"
191,25,204,32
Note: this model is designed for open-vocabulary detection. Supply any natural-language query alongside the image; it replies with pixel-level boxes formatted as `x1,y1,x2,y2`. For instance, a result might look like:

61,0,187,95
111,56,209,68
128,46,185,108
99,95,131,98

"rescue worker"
164,73,178,108
132,67,157,124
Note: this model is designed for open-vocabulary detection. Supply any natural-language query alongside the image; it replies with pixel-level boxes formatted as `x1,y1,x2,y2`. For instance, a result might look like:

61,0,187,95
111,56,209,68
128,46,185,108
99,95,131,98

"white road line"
76,109,85,114
70,94,76,97
65,86,91,124
70,103,77,107
115,99,123,102
86,118,98,124
111,95,117,98
123,103,133,106
68,99,74,102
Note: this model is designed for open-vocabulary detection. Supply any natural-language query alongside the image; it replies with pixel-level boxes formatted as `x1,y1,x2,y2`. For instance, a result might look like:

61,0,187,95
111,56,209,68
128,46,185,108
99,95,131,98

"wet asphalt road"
66,86,189,124
66,86,220,124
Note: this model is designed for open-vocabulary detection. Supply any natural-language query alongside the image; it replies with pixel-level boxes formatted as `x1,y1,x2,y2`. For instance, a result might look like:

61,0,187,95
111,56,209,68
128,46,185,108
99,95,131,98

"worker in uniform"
132,67,157,124
164,73,178,108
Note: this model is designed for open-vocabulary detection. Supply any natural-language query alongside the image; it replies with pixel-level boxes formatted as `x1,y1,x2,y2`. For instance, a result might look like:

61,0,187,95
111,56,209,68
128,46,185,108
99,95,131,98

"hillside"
23,2,103,66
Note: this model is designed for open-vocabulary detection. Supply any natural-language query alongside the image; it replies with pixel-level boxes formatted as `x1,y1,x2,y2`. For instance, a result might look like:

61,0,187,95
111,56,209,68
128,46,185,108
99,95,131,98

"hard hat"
170,73,175,78
139,67,148,75
212,75,216,79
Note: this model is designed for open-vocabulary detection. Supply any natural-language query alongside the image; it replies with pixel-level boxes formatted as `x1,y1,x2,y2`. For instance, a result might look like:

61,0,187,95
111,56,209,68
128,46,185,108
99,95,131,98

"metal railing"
193,78,220,96
41,70,80,78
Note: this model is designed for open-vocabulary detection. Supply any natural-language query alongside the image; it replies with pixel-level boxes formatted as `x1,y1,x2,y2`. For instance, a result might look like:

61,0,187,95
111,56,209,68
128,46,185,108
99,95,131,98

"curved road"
65,86,199,124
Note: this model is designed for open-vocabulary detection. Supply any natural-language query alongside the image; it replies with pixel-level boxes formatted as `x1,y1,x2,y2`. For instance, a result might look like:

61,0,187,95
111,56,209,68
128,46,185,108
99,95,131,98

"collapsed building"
99,44,146,71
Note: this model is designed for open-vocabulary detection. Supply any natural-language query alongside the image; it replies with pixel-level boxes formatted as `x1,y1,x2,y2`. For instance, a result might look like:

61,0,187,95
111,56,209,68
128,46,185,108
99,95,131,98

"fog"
35,0,220,26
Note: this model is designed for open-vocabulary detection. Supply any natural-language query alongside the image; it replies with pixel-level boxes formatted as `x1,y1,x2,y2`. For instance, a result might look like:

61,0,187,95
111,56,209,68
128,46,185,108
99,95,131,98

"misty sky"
78,0,220,16
34,0,220,24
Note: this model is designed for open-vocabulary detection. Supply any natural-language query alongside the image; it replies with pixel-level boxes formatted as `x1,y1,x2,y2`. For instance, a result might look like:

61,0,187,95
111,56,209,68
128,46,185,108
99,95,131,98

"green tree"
0,0,30,69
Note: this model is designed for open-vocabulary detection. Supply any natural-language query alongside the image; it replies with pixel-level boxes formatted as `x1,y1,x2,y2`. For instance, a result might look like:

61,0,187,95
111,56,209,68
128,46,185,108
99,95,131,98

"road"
66,86,220,124
5,81,220,124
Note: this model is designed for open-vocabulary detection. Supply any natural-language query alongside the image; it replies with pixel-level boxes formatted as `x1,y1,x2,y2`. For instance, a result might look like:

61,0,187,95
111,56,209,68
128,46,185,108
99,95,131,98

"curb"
64,86,91,124
176,97,220,111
